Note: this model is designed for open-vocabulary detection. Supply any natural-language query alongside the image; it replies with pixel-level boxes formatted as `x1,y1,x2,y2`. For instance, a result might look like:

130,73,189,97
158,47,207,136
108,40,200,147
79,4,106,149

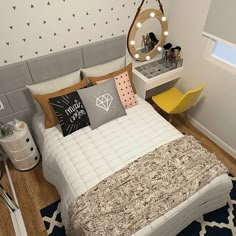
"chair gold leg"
155,106,162,114
183,112,189,126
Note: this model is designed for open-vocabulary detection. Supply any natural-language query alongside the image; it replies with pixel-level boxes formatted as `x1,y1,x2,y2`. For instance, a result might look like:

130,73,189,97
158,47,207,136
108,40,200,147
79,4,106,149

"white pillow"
26,70,81,113
81,56,125,78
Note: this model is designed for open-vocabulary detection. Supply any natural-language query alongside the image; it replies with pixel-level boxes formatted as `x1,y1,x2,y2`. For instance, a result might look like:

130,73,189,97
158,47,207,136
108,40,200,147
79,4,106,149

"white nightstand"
0,122,40,171
132,58,183,99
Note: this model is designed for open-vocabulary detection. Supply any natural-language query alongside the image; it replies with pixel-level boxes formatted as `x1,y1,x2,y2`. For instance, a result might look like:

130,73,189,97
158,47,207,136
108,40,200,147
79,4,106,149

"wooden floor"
0,162,59,236
0,113,236,236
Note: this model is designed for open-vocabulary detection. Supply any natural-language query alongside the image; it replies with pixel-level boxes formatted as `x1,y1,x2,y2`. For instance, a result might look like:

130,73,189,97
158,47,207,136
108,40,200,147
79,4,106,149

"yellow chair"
152,85,205,123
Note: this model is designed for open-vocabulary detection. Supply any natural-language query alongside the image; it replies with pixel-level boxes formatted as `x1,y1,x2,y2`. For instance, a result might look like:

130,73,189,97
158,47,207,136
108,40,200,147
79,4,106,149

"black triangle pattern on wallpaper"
0,0,161,66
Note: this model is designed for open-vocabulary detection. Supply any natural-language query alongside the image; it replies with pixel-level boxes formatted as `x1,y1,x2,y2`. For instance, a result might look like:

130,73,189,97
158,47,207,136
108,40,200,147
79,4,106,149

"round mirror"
135,18,162,53
127,9,168,61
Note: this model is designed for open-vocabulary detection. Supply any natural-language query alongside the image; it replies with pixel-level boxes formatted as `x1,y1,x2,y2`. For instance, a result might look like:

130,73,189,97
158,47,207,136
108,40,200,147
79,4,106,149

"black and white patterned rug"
40,175,236,236
40,200,66,236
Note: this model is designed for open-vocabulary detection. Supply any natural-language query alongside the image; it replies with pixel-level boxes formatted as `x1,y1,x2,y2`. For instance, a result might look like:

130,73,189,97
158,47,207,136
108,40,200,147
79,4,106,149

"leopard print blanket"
67,136,228,236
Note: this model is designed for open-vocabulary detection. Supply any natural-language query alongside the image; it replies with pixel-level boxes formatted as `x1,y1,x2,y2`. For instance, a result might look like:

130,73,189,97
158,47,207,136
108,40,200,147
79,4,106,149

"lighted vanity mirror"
127,9,168,62
135,18,162,53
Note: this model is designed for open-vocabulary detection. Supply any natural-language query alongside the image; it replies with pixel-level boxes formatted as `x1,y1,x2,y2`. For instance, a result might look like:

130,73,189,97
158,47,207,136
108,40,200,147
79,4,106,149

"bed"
27,36,232,236
0,35,231,235
32,93,232,236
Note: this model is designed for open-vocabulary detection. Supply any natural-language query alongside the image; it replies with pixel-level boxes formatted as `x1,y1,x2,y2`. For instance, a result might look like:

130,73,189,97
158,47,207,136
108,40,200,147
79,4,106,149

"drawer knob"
26,138,30,142
30,147,34,151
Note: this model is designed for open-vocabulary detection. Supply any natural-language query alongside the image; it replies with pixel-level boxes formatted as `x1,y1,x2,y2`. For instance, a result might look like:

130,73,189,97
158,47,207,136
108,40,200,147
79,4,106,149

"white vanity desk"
132,57,183,99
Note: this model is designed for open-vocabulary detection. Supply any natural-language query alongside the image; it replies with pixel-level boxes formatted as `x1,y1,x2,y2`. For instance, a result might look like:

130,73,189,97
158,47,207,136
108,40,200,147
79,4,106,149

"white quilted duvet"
33,96,232,236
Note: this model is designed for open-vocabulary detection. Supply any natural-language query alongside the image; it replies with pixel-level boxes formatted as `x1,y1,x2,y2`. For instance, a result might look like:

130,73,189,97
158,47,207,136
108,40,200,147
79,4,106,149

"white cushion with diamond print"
78,79,126,130
96,93,113,112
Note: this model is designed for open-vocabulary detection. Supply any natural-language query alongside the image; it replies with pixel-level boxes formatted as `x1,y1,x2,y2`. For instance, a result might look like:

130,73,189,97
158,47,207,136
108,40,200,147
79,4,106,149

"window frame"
205,36,236,75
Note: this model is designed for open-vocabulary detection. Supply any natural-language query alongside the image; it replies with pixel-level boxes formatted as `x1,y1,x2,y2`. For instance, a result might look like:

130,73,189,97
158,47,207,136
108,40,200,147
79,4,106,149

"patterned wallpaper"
0,0,169,67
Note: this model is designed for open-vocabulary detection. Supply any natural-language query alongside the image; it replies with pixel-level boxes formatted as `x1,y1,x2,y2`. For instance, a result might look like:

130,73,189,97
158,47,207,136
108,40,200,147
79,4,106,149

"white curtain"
203,0,236,45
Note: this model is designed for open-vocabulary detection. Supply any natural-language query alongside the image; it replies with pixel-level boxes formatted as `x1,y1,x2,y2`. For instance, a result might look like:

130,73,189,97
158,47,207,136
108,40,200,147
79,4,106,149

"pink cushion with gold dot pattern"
113,72,137,109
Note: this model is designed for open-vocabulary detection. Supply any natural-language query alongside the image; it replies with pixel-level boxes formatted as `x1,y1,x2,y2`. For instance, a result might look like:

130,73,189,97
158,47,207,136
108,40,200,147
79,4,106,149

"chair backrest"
171,85,205,114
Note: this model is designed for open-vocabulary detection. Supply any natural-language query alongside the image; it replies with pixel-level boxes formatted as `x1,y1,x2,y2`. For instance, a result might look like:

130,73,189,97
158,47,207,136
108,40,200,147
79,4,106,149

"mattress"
33,95,232,236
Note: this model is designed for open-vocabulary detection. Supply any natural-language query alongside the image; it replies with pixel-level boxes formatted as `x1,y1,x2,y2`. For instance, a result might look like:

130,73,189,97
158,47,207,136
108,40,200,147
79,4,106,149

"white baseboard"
188,116,236,159
11,210,28,236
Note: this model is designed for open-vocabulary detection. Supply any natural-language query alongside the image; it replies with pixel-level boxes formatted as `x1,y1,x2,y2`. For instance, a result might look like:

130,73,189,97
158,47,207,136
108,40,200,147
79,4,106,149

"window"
205,39,236,73
212,41,236,68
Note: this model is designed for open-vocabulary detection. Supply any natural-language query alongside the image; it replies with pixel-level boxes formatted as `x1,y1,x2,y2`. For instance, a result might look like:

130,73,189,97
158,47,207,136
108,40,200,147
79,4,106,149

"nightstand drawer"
11,151,40,171
3,132,32,151
10,142,37,161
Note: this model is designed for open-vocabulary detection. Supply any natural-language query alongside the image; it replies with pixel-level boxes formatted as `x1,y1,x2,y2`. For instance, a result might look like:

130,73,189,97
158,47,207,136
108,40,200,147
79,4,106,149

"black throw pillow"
49,91,90,136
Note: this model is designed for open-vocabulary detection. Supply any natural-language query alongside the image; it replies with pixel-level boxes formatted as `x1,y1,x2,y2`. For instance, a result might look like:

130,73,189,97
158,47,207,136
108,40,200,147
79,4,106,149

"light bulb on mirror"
164,31,169,36
157,46,162,52
145,55,151,60
134,54,140,59
150,12,155,18
130,40,135,45
162,16,167,22
136,22,142,28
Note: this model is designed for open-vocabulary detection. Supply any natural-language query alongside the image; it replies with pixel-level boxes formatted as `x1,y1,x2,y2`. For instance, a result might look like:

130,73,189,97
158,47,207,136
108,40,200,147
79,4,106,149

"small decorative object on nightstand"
0,121,13,138
0,120,40,171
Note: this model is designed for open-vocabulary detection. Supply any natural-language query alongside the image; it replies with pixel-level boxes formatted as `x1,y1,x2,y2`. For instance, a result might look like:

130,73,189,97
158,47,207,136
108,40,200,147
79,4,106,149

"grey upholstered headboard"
0,35,126,128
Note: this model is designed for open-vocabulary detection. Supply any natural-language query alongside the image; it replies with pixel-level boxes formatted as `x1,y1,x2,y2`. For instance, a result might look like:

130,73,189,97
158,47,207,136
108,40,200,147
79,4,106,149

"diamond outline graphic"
96,93,113,111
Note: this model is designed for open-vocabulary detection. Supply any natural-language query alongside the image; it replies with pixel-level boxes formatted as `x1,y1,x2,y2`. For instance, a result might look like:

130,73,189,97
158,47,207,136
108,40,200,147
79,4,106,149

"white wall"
167,0,236,157
0,0,170,67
